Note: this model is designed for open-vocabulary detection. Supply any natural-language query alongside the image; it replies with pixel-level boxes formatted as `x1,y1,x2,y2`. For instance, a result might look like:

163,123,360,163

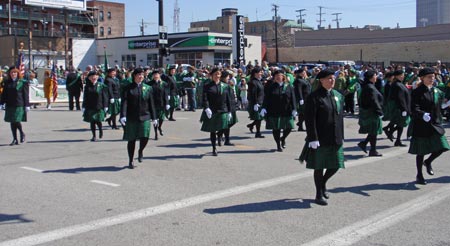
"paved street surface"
1,104,450,246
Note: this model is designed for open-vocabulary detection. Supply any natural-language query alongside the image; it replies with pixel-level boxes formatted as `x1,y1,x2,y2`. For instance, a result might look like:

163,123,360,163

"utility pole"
272,4,279,63
139,19,152,36
64,7,69,69
157,0,164,68
28,7,32,70
317,6,325,29
295,9,306,31
332,12,342,29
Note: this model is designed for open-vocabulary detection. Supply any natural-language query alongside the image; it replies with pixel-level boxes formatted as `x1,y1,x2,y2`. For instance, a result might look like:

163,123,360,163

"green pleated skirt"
228,111,239,127
169,96,180,108
156,109,166,122
265,116,295,130
358,109,382,135
382,100,394,121
300,144,345,169
4,106,27,123
389,108,411,127
83,109,105,123
408,134,450,155
200,112,229,132
123,120,151,141
108,100,120,115
248,107,263,121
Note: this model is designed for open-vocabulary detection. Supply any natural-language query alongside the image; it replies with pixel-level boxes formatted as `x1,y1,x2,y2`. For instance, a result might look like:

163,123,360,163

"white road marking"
20,167,44,173
1,148,406,246
90,180,120,187
302,184,450,246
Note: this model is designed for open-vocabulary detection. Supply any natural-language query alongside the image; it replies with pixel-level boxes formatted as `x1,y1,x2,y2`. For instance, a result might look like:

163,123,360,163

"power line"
317,6,325,29
295,9,306,31
332,12,342,29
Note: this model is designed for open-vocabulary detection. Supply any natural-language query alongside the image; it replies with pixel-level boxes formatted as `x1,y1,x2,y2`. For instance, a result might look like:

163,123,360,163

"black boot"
138,150,143,163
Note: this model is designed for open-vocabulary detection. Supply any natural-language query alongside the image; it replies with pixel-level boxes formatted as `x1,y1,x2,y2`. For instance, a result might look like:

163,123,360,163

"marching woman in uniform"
82,71,109,142
293,69,311,131
201,68,232,156
388,70,411,147
104,68,121,129
120,68,158,169
162,65,179,121
300,69,345,206
147,70,169,140
357,70,384,157
408,67,449,185
218,70,238,146
260,70,297,152
246,67,265,138
0,67,30,145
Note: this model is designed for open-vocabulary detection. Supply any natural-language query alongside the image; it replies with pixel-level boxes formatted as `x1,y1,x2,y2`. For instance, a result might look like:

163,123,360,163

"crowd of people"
1,60,450,206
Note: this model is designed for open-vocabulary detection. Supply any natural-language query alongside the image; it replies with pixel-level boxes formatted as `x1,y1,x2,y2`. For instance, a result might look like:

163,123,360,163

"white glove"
168,96,171,100
119,117,127,125
205,108,212,119
423,112,431,122
441,100,450,109
292,110,298,117
0,104,4,110
299,100,304,105
227,112,232,121
82,108,85,113
110,98,115,104
118,98,122,104
152,119,159,127
165,105,170,110
401,111,407,117
253,104,260,112
104,107,109,113
25,106,30,112
308,141,320,149
260,108,267,117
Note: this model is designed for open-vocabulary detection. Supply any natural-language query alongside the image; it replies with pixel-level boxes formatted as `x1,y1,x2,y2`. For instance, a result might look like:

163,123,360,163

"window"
214,52,231,66
108,27,111,35
174,52,202,66
121,54,136,69
107,11,111,19
99,11,104,21
147,54,158,68
99,27,104,36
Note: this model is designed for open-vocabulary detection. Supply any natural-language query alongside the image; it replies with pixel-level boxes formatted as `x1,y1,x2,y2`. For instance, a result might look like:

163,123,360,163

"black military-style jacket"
202,80,231,113
247,78,265,106
263,82,297,117
82,82,108,110
0,78,30,107
359,82,383,116
120,82,156,122
147,79,169,110
305,87,344,146
389,80,411,114
410,84,445,137
293,77,311,102
66,72,83,94
104,76,120,99
161,74,178,97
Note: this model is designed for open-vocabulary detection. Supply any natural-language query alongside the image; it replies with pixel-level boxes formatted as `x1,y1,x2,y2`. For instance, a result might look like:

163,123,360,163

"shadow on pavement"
203,198,313,214
218,149,275,154
144,154,205,160
156,143,211,148
43,165,127,174
344,145,391,152
28,139,87,144
0,213,33,224
328,177,450,196
191,136,253,142
53,128,90,132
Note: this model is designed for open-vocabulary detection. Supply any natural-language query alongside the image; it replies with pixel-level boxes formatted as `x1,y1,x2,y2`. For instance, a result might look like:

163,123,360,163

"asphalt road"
1,104,450,246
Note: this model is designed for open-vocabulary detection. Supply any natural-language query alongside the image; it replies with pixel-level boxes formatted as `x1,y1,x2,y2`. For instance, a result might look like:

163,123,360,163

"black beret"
107,68,116,73
272,69,285,76
151,70,160,75
221,70,229,78
87,71,98,77
418,67,435,77
294,69,303,74
384,71,394,78
209,67,220,75
168,65,176,70
393,70,404,76
363,70,377,81
316,69,335,79
132,68,144,77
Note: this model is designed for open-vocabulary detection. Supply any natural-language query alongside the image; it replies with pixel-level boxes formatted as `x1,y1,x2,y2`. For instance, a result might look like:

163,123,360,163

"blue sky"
109,0,416,36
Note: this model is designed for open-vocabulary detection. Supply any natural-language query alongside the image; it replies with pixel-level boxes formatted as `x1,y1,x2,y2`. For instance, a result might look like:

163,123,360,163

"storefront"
93,31,261,69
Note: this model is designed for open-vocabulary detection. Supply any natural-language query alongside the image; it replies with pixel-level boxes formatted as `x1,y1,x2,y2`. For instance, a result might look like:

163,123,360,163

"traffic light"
160,47,170,57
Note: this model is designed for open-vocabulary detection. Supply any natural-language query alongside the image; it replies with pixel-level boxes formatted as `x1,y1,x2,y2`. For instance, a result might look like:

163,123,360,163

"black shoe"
357,141,367,153
424,161,434,176
128,162,135,169
368,150,382,157
20,133,26,143
255,133,265,138
10,139,19,146
138,151,143,163
155,134,158,140
276,147,283,152
217,138,222,146
169,118,176,121
106,118,112,127
297,127,305,132
99,131,103,139
247,123,254,133
394,141,407,147
416,175,427,185
90,137,97,142
383,127,393,142
322,187,330,199
224,141,234,146
159,128,164,136
281,138,286,149
315,197,328,206
212,149,218,156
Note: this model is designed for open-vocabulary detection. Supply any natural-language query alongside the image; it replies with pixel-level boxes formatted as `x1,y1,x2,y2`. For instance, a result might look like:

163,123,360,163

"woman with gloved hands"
82,71,109,142
0,67,30,145
408,67,449,185
259,69,297,152
299,69,345,206
200,68,232,156
120,68,158,169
